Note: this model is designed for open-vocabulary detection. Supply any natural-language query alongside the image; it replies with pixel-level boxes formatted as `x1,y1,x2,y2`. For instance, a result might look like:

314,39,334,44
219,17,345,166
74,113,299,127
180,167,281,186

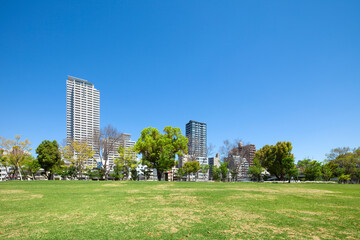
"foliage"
287,166,299,182
115,146,137,180
298,159,322,181
135,126,188,181
200,164,210,181
0,135,32,180
183,161,200,181
176,168,185,181
255,141,294,180
36,140,62,180
212,166,221,181
338,174,351,184
321,161,338,181
62,141,95,179
130,166,139,181
22,155,41,180
141,168,151,180
229,168,239,182
87,168,104,180
248,158,263,182
219,162,229,182
326,147,360,183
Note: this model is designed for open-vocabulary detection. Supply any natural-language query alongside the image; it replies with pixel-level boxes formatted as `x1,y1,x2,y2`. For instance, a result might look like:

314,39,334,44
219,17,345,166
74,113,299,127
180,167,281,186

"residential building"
208,153,220,179
225,142,256,179
186,120,207,158
66,76,100,164
107,133,137,168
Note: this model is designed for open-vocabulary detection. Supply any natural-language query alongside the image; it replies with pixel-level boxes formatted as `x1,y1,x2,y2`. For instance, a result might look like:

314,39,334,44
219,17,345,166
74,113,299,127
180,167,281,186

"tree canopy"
135,126,188,181
36,140,62,180
255,141,294,180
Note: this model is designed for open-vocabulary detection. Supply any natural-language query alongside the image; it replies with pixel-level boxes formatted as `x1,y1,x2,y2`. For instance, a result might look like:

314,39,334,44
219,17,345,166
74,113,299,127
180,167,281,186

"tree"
93,124,123,180
22,155,41,180
177,168,185,181
36,140,62,180
219,162,229,182
248,158,263,182
338,174,351,184
183,161,200,181
326,147,360,183
298,159,322,181
207,143,216,157
130,165,139,181
255,141,294,181
135,126,188,181
200,164,210,181
321,161,338,181
62,141,95,179
110,164,123,180
0,149,11,179
115,146,137,180
287,166,299,183
141,167,151,181
0,135,32,180
212,166,221,181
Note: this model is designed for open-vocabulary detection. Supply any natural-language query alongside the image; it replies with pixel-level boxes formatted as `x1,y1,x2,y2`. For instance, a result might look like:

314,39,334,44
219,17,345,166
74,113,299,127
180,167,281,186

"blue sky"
0,0,359,161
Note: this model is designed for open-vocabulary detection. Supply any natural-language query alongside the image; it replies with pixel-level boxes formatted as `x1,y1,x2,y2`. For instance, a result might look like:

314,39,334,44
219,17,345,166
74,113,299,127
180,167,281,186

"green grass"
0,181,359,239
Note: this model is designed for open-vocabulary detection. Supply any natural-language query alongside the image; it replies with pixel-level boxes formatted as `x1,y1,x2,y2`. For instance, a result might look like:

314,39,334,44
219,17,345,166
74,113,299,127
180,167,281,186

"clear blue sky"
1,0,359,161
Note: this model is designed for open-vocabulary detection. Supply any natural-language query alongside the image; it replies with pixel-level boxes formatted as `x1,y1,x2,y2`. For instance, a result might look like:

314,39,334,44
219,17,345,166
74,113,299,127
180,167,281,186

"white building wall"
66,76,100,165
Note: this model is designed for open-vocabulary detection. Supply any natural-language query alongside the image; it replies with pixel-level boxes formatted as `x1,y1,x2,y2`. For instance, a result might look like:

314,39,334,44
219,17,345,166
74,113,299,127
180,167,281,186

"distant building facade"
66,76,100,164
225,142,256,179
107,133,137,169
208,153,220,180
186,120,207,158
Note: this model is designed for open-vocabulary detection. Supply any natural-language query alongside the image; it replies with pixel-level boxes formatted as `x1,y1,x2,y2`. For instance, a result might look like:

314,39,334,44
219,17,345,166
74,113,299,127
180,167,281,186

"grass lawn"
0,181,359,239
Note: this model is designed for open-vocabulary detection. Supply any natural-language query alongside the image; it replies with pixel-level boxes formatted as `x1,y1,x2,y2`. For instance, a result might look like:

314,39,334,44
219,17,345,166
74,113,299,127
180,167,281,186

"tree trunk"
157,169,162,181
48,173,53,180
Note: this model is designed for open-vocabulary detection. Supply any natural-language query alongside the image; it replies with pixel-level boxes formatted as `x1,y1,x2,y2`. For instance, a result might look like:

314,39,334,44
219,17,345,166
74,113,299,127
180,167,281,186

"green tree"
36,140,62,180
212,166,221,181
130,165,139,181
298,159,322,181
219,162,229,182
183,161,200,181
338,174,351,184
135,126,188,181
287,166,299,183
22,155,41,180
0,135,32,180
62,141,95,179
255,141,294,181
141,167,151,180
248,158,263,182
321,161,338,181
177,168,185,181
326,147,360,183
115,146,137,180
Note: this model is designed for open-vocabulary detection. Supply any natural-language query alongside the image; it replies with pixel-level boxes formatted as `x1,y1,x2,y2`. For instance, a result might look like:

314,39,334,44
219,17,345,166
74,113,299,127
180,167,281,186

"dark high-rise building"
185,120,207,158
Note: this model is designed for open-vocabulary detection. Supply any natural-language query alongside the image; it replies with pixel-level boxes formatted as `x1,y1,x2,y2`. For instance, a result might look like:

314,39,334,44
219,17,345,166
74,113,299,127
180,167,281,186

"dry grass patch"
169,193,200,204
0,190,43,201
228,193,277,200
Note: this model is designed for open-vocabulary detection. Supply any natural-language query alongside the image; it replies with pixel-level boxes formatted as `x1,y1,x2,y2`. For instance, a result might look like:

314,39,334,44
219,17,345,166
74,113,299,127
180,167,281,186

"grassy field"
0,181,359,240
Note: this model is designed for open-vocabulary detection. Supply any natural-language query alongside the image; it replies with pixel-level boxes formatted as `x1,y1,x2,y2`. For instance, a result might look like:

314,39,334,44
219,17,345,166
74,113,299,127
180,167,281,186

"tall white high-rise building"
66,76,100,161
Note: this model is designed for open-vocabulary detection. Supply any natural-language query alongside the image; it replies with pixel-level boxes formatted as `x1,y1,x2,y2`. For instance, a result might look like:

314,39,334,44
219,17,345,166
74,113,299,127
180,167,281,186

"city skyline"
1,1,359,162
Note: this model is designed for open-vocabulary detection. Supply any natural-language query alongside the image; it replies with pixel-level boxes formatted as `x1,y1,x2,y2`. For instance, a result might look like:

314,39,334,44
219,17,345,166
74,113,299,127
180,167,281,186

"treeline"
0,134,140,181
248,142,360,184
